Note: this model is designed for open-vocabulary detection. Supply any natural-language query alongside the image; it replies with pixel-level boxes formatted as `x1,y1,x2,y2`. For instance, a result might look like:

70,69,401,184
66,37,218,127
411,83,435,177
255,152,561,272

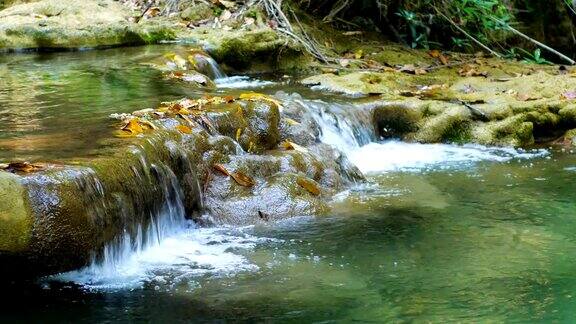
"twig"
435,9,503,58
323,0,350,23
135,1,154,23
489,16,575,65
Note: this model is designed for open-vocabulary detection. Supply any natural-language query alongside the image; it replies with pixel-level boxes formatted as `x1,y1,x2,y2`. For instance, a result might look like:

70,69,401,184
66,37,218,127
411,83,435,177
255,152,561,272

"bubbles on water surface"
54,226,280,291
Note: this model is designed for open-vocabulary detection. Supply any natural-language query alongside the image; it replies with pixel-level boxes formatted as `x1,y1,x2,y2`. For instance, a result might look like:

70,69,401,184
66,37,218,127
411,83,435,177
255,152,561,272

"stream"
2,45,576,322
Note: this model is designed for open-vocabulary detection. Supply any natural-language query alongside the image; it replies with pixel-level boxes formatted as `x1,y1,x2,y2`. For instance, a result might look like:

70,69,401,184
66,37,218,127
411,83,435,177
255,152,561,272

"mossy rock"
208,29,287,70
210,100,281,153
412,106,472,143
180,3,214,22
471,114,534,146
0,172,32,253
0,0,177,51
372,103,423,138
563,128,576,146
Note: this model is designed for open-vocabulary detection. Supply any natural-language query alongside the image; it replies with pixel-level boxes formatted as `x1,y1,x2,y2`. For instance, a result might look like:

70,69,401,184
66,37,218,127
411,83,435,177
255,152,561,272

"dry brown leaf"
458,65,488,77
2,162,43,173
398,64,428,75
231,172,255,187
213,164,230,176
296,177,320,196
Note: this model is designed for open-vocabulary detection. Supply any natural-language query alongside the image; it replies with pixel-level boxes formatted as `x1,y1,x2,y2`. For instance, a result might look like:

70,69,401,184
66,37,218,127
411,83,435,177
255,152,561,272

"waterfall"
286,95,549,174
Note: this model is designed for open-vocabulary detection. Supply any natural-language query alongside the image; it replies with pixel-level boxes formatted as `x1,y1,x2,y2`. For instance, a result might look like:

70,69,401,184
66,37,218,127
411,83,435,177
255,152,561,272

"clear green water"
1,153,576,322
2,46,576,323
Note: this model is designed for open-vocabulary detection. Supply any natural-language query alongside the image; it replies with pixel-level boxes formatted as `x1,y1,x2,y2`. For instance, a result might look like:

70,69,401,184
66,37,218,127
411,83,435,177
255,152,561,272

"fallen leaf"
429,50,440,58
354,49,364,60
213,163,230,176
2,162,43,173
122,118,144,134
296,177,320,196
177,125,193,134
239,92,282,107
458,64,488,77
284,118,301,126
165,53,188,70
398,64,428,75
236,128,243,141
231,172,255,187
280,140,308,152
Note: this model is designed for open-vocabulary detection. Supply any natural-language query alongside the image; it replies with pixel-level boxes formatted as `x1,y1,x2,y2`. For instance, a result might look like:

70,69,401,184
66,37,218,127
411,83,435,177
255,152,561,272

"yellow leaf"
178,108,191,115
280,140,308,152
231,172,255,187
297,177,321,196
122,119,144,134
285,118,300,126
177,125,193,134
239,92,282,108
236,128,243,141
354,49,363,59
139,120,157,130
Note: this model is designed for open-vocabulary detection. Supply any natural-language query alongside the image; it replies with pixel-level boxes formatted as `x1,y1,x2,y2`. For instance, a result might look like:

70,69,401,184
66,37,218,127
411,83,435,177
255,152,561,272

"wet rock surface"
0,0,176,51
304,67,576,146
0,89,364,276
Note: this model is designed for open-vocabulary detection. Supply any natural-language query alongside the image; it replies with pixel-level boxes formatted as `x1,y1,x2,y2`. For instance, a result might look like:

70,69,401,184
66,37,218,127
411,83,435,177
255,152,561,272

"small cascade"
56,160,189,287
286,95,549,174
195,54,226,80
278,94,376,154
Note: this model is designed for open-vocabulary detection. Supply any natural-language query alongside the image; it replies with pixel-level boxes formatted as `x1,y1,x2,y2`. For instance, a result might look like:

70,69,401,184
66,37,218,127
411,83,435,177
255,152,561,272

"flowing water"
2,46,576,322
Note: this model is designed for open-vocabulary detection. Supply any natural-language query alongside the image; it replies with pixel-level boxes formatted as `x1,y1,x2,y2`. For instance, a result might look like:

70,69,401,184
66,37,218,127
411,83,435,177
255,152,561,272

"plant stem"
435,9,503,58
489,16,575,65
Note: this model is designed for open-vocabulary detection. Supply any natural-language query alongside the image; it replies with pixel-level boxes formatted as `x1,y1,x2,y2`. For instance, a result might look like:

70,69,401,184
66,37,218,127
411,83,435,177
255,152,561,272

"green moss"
413,106,471,143
373,104,423,138
471,115,534,146
559,105,576,124
0,172,32,253
180,3,214,22
210,29,285,69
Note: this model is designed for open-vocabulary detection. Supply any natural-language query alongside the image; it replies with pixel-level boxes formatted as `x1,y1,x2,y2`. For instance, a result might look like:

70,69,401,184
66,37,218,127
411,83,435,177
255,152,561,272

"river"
1,45,576,322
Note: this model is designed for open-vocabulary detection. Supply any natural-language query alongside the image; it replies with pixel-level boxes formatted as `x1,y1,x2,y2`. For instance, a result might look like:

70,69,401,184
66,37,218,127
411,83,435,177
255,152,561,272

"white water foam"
348,141,548,174
55,225,276,291
215,76,275,89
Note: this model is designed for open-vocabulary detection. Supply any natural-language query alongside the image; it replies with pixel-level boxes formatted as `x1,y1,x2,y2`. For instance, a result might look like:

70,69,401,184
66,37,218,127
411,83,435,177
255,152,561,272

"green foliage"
519,48,553,65
394,0,512,50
